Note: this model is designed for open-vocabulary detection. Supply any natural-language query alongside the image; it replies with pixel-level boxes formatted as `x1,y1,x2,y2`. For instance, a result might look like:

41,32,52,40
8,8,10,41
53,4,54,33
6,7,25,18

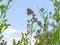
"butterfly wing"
27,8,33,15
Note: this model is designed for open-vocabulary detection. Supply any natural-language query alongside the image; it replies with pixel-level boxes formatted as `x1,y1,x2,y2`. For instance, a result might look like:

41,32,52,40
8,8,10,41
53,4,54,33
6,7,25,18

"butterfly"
27,8,33,15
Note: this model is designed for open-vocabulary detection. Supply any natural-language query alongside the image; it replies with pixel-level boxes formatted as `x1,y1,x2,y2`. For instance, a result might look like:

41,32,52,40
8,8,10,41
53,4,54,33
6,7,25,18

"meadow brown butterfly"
27,8,33,15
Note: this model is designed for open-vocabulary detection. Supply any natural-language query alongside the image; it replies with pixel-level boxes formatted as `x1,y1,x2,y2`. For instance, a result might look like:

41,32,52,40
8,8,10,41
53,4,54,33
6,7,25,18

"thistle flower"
2,40,4,43
32,14,35,17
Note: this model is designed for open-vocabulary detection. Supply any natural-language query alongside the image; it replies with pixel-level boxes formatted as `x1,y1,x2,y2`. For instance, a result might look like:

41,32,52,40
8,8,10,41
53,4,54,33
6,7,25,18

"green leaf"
13,39,16,45
37,21,42,27
54,0,57,3
3,13,6,18
0,35,3,40
54,2,58,6
3,24,10,30
22,32,25,41
0,26,2,33
54,12,59,17
0,4,5,14
0,23,4,33
3,26,8,30
3,19,7,22
8,0,12,4
20,32,25,44
7,24,11,26
51,0,53,2
49,23,57,28
24,41,27,45
51,30,59,44
6,0,12,8
0,0,2,2
44,15,48,23
55,17,60,22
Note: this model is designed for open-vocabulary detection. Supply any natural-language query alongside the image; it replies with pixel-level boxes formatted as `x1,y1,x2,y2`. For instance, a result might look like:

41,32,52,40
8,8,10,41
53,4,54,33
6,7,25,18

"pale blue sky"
6,0,54,31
